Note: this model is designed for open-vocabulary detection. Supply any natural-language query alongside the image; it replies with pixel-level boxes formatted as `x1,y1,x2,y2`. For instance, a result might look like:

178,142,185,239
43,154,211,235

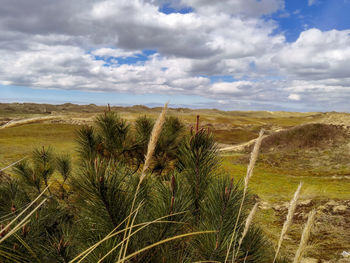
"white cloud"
0,0,349,111
91,48,141,58
180,0,284,17
209,81,256,94
288,94,301,101
274,28,350,80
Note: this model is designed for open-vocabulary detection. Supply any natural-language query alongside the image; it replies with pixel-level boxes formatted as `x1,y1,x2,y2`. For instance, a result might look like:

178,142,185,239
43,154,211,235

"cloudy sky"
1,0,350,111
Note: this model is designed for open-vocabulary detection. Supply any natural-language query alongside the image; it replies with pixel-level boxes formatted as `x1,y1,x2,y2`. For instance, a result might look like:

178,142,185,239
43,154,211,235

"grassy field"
0,123,79,167
2,122,349,201
222,155,350,202
1,103,350,261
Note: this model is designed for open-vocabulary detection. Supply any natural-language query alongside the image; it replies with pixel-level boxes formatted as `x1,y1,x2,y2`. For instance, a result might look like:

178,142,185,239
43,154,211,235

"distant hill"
260,123,349,152
0,102,317,116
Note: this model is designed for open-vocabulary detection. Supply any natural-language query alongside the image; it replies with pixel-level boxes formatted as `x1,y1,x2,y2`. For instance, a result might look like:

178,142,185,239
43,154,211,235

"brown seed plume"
141,103,168,181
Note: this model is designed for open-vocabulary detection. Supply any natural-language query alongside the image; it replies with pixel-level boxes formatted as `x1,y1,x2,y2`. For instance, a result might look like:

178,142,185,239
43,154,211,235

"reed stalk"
225,129,264,263
273,182,303,263
234,203,259,260
293,210,316,263
118,103,168,262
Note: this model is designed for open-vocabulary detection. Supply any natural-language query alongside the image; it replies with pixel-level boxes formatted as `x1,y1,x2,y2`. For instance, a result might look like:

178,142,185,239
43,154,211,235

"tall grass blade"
14,233,41,263
0,199,46,243
71,207,141,263
0,185,49,238
116,231,216,263
0,157,27,172
98,219,185,262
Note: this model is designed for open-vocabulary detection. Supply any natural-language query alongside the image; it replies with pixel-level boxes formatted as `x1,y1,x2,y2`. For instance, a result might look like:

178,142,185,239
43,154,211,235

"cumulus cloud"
180,0,284,17
0,0,349,111
209,81,256,95
272,28,350,108
274,29,350,79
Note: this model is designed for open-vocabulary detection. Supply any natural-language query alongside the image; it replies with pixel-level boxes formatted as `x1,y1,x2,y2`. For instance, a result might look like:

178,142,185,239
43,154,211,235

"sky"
0,0,350,111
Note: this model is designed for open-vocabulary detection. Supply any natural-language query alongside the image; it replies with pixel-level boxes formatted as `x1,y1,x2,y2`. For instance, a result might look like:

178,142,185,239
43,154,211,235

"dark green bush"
0,111,278,262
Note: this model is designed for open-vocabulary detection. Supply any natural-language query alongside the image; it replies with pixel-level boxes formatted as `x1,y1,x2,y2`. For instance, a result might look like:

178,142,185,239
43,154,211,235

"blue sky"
271,0,350,42
1,85,213,108
1,0,350,111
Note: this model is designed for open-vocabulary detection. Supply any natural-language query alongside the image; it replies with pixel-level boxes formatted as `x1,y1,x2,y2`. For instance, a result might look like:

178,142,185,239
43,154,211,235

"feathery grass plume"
225,129,264,263
273,182,303,263
119,103,168,263
235,203,259,260
244,129,265,191
141,103,168,181
293,209,316,263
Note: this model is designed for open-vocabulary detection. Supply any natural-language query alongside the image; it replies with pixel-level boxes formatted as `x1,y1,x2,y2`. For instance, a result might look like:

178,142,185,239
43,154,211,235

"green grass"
2,122,349,203
0,123,78,168
222,155,350,202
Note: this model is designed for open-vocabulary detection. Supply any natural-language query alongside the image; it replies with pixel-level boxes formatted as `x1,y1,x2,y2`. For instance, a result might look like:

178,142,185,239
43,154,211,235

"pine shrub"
0,109,282,262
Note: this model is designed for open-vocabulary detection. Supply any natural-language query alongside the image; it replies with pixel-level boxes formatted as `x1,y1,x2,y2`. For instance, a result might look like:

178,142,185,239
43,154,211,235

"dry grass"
141,103,168,179
235,202,259,260
244,129,265,190
293,210,316,263
259,123,347,152
0,116,61,129
273,183,303,263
